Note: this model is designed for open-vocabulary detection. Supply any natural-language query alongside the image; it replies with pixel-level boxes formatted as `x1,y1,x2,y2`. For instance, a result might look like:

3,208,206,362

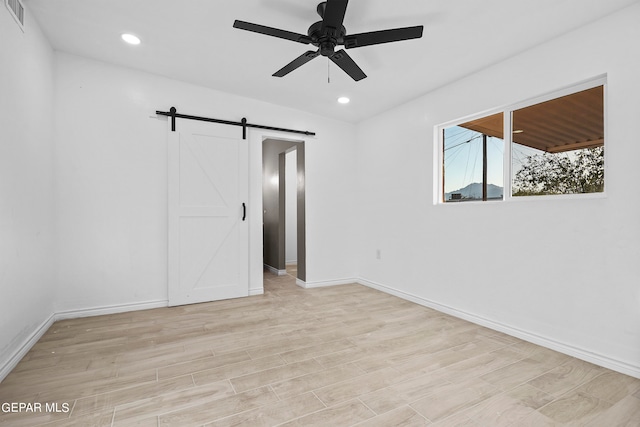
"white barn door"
168,119,248,306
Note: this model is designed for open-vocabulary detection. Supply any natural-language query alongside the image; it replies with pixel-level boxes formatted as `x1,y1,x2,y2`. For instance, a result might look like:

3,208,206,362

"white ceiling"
25,0,639,123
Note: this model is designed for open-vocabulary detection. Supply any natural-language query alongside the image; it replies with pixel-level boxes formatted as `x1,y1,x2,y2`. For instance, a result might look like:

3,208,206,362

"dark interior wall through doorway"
262,138,305,281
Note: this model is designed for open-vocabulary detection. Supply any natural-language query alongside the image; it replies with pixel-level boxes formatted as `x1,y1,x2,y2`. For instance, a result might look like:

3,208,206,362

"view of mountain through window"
442,113,504,202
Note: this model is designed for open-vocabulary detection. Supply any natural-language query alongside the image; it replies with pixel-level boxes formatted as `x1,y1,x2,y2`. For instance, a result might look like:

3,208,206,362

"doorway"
262,138,306,283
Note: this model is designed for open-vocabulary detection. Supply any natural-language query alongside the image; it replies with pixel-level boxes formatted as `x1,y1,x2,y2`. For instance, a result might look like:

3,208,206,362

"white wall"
0,6,56,378
285,150,297,264
355,3,640,377
53,52,358,312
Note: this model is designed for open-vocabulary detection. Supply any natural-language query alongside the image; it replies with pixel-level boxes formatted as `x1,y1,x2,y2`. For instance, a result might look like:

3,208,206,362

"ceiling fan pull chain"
327,58,330,83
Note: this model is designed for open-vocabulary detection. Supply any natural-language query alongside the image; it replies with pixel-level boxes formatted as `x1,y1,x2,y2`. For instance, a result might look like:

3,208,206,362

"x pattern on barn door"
168,120,248,306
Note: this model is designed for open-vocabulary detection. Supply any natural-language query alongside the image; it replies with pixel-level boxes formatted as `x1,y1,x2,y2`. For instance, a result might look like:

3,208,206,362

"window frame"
435,75,607,205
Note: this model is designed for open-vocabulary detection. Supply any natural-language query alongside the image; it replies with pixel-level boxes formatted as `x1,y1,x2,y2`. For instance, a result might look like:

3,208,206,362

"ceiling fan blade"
329,49,366,81
321,0,349,32
233,20,313,44
344,25,423,49
273,50,320,77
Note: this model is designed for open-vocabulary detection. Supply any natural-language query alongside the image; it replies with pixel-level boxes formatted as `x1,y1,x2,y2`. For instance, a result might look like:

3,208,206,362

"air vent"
5,0,25,31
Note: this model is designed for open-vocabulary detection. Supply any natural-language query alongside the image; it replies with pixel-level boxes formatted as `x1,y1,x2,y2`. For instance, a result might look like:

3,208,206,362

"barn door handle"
242,203,246,221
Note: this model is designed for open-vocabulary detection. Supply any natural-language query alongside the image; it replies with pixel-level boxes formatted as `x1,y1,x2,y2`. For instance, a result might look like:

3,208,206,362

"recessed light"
337,97,350,104
121,33,141,45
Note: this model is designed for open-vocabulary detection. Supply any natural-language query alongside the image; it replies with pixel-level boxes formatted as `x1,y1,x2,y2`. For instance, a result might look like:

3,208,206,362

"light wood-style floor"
1,270,639,426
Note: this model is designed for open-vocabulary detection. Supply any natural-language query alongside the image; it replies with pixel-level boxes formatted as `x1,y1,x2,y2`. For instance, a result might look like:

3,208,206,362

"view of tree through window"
512,146,604,196
511,85,604,196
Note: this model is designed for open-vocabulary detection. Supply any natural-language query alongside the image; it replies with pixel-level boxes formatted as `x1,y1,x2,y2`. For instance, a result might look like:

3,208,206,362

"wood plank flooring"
1,270,639,426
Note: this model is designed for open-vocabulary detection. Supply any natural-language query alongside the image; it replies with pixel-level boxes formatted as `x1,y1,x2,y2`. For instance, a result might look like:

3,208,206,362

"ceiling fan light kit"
233,0,423,81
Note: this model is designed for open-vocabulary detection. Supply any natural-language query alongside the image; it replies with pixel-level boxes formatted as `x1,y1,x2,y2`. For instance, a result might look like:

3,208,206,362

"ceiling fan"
233,0,423,81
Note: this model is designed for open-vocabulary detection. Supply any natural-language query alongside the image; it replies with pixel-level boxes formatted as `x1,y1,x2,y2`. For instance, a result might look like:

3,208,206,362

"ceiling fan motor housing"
307,20,346,56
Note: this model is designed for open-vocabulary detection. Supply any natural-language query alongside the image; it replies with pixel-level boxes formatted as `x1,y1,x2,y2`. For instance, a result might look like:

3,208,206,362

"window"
438,78,605,203
511,85,604,196
442,113,504,202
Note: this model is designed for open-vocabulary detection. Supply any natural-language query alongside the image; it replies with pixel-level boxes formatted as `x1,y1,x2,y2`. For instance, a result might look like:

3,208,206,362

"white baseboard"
297,277,358,289
1,299,167,383
249,288,264,296
357,277,640,379
6,278,638,383
264,264,287,276
0,313,56,383
55,299,168,321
